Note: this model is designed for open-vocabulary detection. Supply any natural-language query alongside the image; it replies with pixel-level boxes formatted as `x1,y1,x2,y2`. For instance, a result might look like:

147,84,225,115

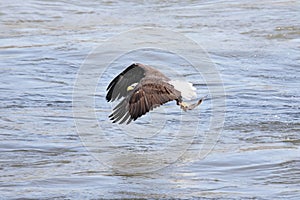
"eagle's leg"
178,96,206,111
176,98,188,112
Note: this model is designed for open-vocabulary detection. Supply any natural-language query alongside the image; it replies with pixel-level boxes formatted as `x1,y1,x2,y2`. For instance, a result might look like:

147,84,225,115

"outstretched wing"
109,81,181,124
106,63,146,102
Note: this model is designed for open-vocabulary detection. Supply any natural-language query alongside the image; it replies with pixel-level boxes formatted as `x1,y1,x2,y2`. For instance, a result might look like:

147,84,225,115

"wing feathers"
127,83,180,122
108,82,181,124
107,64,186,124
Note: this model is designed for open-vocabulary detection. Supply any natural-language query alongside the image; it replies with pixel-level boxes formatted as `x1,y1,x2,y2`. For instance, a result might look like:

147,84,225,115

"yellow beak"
127,85,134,91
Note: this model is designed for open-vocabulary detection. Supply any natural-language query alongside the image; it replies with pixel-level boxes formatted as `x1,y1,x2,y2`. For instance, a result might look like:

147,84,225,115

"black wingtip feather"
106,63,145,103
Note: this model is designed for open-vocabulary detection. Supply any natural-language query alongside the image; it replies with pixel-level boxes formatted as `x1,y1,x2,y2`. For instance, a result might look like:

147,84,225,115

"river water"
1,0,299,199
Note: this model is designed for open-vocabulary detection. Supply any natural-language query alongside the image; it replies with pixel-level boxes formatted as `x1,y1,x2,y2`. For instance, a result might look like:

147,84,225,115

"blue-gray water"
1,0,299,199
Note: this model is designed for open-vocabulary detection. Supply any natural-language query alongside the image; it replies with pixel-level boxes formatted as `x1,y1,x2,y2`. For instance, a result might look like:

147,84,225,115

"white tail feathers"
169,80,197,100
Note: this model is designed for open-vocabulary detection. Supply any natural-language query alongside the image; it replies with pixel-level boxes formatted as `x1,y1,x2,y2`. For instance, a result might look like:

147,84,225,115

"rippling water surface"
1,0,299,199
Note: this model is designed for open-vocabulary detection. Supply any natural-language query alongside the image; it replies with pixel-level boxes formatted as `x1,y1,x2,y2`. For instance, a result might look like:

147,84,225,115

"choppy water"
1,0,299,199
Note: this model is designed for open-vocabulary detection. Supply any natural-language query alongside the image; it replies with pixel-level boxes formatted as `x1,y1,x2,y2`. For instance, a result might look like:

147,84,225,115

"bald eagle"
106,63,204,124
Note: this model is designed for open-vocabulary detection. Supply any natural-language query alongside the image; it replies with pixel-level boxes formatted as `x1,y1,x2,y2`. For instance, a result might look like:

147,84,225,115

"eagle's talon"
180,102,189,111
